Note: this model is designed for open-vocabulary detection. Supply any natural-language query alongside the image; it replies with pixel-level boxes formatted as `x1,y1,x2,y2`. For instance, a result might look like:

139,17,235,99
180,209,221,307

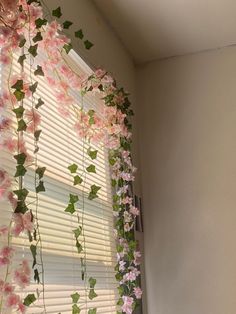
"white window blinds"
0,50,118,313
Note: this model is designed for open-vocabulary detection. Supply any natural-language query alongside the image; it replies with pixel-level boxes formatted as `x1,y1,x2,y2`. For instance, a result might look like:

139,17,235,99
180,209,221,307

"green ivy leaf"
30,244,37,267
63,43,72,54
35,18,47,28
109,158,116,166
52,6,62,18
75,29,84,39
117,298,124,306
87,148,98,160
76,240,83,253
29,81,38,93
88,309,97,314
88,184,101,200
72,304,81,314
89,277,96,288
71,292,80,303
65,203,75,214
23,293,36,306
34,268,40,283
36,166,46,179
84,40,94,50
86,164,96,173
34,130,42,141
33,32,43,43
14,152,27,165
14,90,25,101
13,188,29,201
36,181,45,193
74,175,83,185
68,163,78,173
88,289,97,300
35,98,44,109
14,201,28,214
88,109,95,125
14,164,26,178
19,37,26,48
17,119,27,131
11,79,23,90
69,194,79,204
63,20,73,29
34,65,44,76
18,54,26,66
73,226,82,238
28,44,38,57
13,106,24,119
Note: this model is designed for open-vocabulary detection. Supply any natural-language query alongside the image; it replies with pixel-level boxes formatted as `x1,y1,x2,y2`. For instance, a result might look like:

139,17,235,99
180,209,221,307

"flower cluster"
0,0,142,313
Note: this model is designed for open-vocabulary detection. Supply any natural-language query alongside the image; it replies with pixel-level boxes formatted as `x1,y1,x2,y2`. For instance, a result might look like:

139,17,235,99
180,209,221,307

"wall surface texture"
136,46,236,314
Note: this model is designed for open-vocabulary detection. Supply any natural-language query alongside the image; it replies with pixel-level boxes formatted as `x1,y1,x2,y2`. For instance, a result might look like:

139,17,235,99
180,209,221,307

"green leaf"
35,98,44,109
89,277,96,288
75,29,84,39
88,109,95,125
72,304,81,314
18,54,26,66
36,166,46,179
63,20,73,29
17,119,27,131
29,81,38,93
52,6,62,18
35,18,47,28
33,32,43,43
23,293,36,306
63,43,72,54
87,148,98,160
74,175,83,185
88,309,97,314
109,158,116,166
36,181,45,193
30,244,37,267
13,188,29,201
68,163,78,173
34,130,42,141
34,268,40,283
65,203,75,214
11,79,23,90
73,226,82,238
14,201,28,214
76,240,83,253
69,194,79,204
14,153,27,165
86,164,96,173
34,65,44,76
88,184,101,200
84,40,94,50
71,292,80,303
88,289,97,300
19,37,26,48
14,90,25,101
28,44,38,57
13,106,24,119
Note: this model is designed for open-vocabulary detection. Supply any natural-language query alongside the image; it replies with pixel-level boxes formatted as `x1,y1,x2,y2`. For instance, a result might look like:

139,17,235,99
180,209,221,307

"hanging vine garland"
0,1,142,314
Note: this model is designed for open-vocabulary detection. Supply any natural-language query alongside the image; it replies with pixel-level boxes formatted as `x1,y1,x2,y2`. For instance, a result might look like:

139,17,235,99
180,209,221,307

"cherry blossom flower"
12,212,34,236
122,296,134,314
14,259,31,288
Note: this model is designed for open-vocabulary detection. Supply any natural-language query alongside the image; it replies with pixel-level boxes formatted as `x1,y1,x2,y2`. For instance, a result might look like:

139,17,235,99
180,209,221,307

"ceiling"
93,0,236,64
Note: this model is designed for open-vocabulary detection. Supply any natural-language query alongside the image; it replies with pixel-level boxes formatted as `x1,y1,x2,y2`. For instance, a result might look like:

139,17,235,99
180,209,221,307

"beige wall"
136,47,236,314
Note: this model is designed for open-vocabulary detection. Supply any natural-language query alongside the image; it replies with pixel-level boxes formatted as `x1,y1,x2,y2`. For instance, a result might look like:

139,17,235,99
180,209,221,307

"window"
0,50,118,313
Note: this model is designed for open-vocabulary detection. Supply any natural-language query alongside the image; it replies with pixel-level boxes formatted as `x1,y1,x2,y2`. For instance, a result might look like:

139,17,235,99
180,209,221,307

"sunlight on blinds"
0,50,118,313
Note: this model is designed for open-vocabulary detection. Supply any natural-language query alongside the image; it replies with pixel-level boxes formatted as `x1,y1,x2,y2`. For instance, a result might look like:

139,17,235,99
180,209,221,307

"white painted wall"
136,47,236,314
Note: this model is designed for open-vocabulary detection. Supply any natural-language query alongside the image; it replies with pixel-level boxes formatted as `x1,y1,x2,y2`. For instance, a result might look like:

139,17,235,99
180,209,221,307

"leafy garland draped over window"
0,1,142,313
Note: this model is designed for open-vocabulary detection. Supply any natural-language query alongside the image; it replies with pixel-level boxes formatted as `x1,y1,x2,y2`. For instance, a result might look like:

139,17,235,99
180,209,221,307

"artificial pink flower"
121,296,134,314
5,293,20,308
14,259,31,288
129,205,139,216
12,212,34,236
0,256,10,266
0,116,12,131
0,246,14,258
134,251,141,266
25,108,41,133
133,287,142,299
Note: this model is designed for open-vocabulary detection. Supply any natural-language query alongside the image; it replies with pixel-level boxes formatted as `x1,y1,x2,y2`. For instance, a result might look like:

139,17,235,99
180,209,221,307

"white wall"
137,47,236,314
